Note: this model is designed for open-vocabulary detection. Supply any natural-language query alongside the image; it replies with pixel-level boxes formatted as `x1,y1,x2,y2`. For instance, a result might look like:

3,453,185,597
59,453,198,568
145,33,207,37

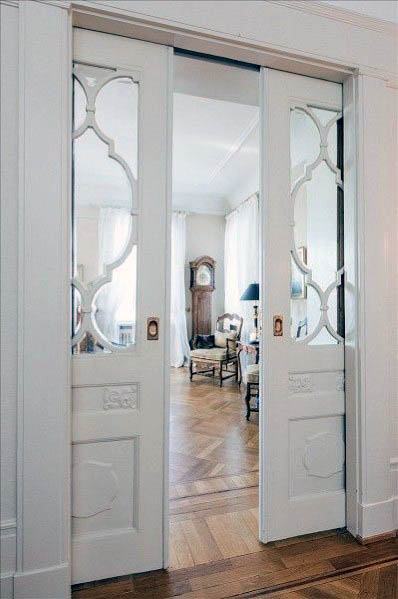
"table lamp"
240,283,260,340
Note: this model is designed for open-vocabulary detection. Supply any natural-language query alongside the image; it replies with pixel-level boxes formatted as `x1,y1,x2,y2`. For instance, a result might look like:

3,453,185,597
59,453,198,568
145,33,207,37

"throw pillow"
214,330,237,349
195,334,215,349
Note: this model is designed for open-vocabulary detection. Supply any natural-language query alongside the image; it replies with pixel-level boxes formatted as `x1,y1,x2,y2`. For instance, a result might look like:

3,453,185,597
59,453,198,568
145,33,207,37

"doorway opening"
169,52,262,568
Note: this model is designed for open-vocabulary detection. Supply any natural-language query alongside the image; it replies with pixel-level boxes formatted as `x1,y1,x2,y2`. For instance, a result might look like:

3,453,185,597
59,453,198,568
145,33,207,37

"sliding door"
71,28,170,583
260,69,345,541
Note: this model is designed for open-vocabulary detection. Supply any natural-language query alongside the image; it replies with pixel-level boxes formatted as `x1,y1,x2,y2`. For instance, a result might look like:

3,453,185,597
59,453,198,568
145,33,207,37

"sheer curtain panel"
170,212,190,367
224,194,259,341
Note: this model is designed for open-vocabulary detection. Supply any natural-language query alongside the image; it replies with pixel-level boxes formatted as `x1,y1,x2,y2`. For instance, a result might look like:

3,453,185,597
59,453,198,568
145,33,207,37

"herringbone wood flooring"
169,367,260,569
73,369,398,597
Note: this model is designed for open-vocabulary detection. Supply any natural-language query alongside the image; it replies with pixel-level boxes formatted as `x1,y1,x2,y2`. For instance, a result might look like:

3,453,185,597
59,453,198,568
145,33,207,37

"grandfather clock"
190,256,216,343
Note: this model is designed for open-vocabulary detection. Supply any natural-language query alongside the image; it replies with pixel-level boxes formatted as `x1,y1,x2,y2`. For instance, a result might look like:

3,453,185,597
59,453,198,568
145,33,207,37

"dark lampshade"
240,283,260,302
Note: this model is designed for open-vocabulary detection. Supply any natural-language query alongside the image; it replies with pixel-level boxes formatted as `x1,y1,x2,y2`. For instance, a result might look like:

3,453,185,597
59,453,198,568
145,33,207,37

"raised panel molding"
303,432,345,478
289,374,313,394
103,384,139,410
72,460,118,518
72,382,140,414
72,437,137,540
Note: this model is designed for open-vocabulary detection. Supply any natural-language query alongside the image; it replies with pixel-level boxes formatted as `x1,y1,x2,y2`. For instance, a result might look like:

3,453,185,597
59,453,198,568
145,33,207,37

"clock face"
197,264,212,286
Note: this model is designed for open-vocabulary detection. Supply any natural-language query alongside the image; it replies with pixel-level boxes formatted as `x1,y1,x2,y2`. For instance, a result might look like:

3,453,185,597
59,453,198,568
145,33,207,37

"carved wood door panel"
260,69,345,541
71,29,170,583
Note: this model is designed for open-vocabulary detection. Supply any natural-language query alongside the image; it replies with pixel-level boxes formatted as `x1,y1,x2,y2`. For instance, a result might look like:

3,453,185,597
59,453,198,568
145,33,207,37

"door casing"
15,4,373,595
68,16,360,567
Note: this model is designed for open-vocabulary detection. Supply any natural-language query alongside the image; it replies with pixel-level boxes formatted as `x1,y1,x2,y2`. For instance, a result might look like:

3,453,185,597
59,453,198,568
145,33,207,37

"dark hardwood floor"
73,368,397,598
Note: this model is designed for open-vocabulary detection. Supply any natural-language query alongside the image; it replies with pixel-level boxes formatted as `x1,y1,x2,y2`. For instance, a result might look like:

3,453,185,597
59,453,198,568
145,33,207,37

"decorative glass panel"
93,247,137,346
95,77,138,178
71,63,139,352
290,105,344,345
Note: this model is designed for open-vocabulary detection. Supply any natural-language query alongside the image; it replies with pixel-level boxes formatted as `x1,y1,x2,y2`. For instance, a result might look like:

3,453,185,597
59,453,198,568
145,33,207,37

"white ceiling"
173,55,260,214
173,93,259,213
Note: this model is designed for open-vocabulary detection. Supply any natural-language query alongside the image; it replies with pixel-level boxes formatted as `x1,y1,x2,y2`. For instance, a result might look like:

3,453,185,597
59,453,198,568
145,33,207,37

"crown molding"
0,1,19,7
28,0,71,8
271,1,397,36
207,113,259,185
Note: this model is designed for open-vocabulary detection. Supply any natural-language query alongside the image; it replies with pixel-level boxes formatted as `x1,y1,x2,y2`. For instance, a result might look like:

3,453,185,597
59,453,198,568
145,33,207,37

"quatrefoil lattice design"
71,63,140,352
290,105,344,344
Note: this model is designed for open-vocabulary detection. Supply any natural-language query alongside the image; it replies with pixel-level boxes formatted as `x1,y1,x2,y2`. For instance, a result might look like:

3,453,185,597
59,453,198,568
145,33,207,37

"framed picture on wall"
291,246,307,300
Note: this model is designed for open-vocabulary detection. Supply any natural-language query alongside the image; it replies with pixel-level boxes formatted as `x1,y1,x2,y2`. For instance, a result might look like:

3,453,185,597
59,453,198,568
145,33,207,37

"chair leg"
245,383,251,420
219,363,223,387
189,360,193,381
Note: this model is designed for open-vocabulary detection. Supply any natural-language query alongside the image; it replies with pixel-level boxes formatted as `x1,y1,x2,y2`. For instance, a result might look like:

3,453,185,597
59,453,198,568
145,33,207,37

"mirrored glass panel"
72,64,139,352
290,106,344,345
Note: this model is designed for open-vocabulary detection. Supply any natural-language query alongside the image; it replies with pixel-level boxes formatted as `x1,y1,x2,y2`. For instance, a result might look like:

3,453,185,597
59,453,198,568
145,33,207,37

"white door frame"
15,2,396,597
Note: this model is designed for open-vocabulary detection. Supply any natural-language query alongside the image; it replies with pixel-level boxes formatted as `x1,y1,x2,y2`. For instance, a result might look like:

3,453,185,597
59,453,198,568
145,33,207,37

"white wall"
0,4,18,596
184,214,225,340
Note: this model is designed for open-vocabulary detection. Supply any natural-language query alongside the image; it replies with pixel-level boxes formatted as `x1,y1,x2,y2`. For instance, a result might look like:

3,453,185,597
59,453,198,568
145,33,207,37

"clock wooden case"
189,256,216,343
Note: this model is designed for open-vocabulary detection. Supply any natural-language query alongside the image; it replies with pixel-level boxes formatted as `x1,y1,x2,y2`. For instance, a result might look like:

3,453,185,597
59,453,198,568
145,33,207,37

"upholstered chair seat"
190,348,236,361
246,363,259,383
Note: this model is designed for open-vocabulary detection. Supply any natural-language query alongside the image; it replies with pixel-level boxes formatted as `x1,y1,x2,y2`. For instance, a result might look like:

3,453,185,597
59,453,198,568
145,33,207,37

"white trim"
272,1,398,35
14,563,70,599
67,1,397,84
16,2,71,597
162,46,174,570
358,499,396,539
0,0,18,8
36,0,398,33
0,576,14,599
1,521,17,599
355,73,396,538
342,73,360,537
258,67,269,543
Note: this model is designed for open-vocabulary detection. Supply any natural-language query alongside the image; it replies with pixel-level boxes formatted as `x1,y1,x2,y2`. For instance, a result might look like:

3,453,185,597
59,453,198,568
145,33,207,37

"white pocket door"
260,69,345,541
71,29,170,584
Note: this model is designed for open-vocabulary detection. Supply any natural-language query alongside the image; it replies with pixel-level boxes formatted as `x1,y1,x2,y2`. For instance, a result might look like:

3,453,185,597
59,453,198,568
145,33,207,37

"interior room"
169,53,262,567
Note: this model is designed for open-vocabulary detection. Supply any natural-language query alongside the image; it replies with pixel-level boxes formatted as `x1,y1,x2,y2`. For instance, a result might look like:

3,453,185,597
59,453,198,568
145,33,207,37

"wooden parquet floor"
73,369,398,598
169,367,260,569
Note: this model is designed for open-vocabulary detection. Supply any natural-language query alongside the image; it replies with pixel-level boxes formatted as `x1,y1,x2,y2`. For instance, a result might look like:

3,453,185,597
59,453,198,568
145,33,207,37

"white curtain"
224,194,259,341
96,208,136,343
170,212,190,367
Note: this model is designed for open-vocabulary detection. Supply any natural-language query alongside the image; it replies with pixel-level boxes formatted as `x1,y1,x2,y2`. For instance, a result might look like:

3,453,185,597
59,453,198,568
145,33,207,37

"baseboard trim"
358,497,396,539
0,575,14,599
1,519,17,597
357,530,397,545
14,562,70,599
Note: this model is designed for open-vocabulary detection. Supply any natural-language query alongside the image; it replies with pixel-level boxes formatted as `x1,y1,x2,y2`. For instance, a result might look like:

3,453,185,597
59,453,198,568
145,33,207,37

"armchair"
189,313,243,387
